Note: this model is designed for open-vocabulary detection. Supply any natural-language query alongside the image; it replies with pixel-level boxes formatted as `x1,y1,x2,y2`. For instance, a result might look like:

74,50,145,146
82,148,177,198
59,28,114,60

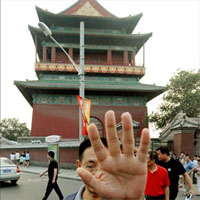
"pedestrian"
179,151,185,165
172,153,177,160
156,146,194,200
184,154,195,173
20,153,24,166
144,151,170,200
196,159,200,196
23,151,26,167
10,152,15,163
25,151,30,167
40,151,64,200
193,155,198,167
15,151,20,166
192,155,198,184
178,151,186,190
64,110,150,200
184,154,195,195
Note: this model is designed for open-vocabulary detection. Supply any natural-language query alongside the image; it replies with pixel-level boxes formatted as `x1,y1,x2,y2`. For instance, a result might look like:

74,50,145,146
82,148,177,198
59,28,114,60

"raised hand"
77,110,150,200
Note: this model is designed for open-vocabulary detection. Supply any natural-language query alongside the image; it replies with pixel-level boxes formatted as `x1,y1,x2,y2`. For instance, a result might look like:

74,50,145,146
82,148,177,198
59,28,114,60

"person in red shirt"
145,151,170,200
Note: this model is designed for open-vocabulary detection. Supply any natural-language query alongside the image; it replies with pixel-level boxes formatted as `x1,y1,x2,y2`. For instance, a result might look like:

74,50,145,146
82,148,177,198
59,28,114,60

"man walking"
184,154,195,195
40,151,63,200
144,151,170,200
156,146,194,200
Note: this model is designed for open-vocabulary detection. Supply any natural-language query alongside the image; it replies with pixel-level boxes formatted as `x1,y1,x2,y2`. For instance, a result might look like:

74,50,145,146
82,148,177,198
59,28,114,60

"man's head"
147,151,157,167
77,138,108,169
184,154,191,162
47,151,55,159
172,153,177,159
77,138,108,197
156,146,170,162
179,151,185,158
194,155,198,160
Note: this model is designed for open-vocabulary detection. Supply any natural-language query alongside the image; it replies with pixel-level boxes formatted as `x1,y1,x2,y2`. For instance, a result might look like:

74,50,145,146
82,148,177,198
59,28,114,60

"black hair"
79,138,108,161
48,151,55,158
148,151,158,161
156,146,170,156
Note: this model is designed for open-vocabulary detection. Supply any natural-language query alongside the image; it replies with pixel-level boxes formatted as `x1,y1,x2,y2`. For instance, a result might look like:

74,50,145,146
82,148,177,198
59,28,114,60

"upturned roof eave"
14,80,166,103
35,6,143,32
14,80,166,91
28,24,152,40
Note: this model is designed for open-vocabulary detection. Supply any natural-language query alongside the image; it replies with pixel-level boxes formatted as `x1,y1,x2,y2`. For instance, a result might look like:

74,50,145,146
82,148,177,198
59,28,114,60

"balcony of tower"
35,47,145,76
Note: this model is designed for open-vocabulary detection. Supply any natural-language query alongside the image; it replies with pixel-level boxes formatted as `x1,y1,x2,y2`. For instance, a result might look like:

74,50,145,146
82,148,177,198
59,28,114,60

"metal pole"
79,21,85,142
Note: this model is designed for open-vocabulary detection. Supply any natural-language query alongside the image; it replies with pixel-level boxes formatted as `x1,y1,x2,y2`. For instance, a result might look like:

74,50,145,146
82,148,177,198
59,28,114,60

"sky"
1,0,200,138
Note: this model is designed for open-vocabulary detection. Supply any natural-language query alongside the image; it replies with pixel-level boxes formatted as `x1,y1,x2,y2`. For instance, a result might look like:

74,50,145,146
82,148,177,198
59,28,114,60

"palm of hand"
95,155,147,199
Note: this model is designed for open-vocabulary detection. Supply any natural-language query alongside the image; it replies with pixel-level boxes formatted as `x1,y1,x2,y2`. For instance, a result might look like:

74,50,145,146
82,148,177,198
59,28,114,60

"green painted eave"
28,25,151,59
36,6,142,33
14,80,166,106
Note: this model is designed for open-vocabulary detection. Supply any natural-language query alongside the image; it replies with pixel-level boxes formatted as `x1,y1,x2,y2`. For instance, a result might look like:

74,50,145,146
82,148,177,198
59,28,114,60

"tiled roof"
159,113,200,142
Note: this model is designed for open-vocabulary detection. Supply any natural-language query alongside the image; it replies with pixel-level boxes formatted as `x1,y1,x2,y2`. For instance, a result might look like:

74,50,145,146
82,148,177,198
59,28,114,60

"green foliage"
149,69,200,129
0,118,30,141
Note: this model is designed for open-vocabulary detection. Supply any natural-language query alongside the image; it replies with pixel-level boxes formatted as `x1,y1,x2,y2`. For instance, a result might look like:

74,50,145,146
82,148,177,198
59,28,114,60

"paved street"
0,172,82,200
1,170,199,200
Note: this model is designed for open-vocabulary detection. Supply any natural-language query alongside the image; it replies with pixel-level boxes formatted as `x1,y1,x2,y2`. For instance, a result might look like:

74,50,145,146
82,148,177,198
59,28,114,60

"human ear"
76,160,81,168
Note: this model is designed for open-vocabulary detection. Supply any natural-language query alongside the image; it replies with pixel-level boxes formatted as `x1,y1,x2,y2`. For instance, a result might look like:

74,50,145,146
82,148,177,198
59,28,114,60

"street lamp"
38,22,85,142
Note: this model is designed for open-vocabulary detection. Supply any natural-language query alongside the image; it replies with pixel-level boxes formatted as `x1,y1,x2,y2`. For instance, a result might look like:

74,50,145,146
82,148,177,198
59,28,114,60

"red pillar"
123,50,129,66
131,51,136,66
51,47,56,63
107,49,112,65
69,48,73,62
43,47,47,62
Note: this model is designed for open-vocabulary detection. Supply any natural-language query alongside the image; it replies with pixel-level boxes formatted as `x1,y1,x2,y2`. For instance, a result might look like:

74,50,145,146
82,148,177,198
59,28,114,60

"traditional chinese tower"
15,0,165,140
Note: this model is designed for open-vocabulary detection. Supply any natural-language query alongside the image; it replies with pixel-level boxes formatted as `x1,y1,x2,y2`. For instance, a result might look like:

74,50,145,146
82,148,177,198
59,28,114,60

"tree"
149,69,200,129
0,118,30,141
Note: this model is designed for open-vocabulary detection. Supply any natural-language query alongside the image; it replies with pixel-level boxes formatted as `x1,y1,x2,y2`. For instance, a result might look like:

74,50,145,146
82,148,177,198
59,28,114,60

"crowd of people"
10,151,30,167
173,151,200,196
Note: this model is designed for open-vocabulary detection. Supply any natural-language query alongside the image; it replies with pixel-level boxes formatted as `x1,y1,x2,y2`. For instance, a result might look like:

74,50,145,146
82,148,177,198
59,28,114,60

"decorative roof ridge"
57,0,116,17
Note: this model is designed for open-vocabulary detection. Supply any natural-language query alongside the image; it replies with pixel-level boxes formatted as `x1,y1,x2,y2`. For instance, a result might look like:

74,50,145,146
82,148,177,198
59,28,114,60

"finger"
137,128,150,162
105,110,121,157
77,167,101,193
121,112,134,157
88,123,107,163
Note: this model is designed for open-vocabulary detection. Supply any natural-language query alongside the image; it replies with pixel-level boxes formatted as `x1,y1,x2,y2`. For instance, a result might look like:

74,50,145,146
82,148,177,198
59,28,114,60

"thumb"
77,168,100,193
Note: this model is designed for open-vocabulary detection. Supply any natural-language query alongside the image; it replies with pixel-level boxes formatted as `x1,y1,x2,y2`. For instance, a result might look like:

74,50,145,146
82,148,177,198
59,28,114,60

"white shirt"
15,152,20,160
10,154,15,161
